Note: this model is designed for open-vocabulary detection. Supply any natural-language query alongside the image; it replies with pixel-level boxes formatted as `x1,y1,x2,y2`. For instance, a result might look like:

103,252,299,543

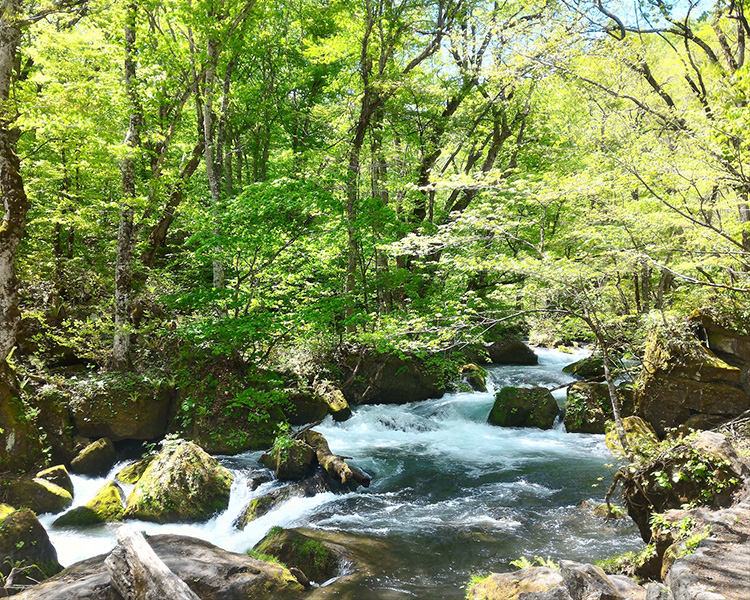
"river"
40,347,642,598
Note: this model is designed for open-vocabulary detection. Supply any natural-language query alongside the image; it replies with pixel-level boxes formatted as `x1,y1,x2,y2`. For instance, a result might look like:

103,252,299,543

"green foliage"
509,556,560,570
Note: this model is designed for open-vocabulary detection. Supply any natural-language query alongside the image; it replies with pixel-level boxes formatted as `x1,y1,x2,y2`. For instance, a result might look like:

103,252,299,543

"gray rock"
488,338,538,365
11,534,304,600
645,582,673,600
559,560,623,600
70,437,117,476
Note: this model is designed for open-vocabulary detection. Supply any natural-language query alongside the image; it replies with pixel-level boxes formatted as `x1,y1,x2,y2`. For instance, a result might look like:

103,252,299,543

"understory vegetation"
0,0,748,439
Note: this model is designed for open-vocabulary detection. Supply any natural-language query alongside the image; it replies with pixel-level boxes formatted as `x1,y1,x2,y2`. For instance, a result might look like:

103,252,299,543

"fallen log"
104,526,201,600
301,430,371,488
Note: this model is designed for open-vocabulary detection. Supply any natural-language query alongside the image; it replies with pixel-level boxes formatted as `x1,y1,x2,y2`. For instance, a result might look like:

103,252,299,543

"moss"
54,480,125,526
124,439,233,523
5,477,73,514
115,455,155,484
488,387,558,429
0,503,15,520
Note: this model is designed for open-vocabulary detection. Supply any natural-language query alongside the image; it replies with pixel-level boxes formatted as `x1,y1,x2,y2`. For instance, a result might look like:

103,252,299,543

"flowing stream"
40,347,642,599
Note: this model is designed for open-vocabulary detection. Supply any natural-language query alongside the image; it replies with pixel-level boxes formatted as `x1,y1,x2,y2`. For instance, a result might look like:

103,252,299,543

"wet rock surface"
10,534,305,600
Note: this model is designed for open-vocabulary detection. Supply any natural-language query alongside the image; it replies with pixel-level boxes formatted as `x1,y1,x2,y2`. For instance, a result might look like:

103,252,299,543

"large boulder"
54,481,125,526
467,567,565,600
70,374,175,442
467,563,645,600
0,508,62,587
124,439,233,523
636,329,749,436
253,527,341,584
487,338,538,365
0,364,45,473
70,437,117,476
10,534,305,600
283,387,329,425
664,493,750,600
488,387,559,429
4,477,73,515
339,349,449,405
562,354,605,380
621,431,746,541
564,382,635,434
260,439,316,480
36,464,74,496
28,385,76,465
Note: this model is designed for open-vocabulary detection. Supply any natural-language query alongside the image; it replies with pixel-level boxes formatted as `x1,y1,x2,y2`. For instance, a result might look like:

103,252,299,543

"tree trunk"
0,4,28,365
141,139,204,268
301,430,370,488
203,36,225,289
105,526,201,600
111,2,141,371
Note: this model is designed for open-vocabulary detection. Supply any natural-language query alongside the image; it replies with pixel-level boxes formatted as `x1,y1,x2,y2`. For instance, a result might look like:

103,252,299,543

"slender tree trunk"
111,2,141,370
141,139,204,268
0,3,28,364
203,36,224,289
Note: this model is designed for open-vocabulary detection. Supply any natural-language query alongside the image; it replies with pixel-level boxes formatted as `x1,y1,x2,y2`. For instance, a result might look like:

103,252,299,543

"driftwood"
301,430,371,488
104,526,201,600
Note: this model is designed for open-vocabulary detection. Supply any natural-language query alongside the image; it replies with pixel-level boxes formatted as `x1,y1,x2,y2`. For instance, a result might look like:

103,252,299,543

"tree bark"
0,3,28,364
111,2,141,371
301,430,370,488
105,526,201,600
141,139,204,268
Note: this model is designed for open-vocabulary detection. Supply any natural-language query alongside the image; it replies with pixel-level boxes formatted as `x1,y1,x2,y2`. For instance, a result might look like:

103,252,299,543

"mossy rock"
488,387,558,429
621,431,745,541
260,440,315,481
605,416,659,458
28,386,76,465
115,455,155,484
315,381,351,421
54,480,125,526
0,363,45,473
564,382,635,434
460,363,488,392
467,567,563,600
9,533,305,600
70,374,175,441
339,350,449,406
5,477,73,515
235,488,295,529
36,465,74,496
562,354,605,380
636,329,748,436
487,338,538,366
284,388,329,426
0,503,15,520
124,439,233,523
0,508,62,583
254,528,340,584
70,437,117,476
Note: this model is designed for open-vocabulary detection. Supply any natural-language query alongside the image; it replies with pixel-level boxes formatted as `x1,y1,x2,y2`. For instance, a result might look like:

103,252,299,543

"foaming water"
39,347,641,598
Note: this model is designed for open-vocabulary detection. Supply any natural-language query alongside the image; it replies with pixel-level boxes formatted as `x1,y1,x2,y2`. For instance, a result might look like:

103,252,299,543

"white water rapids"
39,347,642,598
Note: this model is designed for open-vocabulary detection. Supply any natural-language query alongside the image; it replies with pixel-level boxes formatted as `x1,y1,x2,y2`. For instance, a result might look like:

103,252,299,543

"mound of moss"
124,439,233,523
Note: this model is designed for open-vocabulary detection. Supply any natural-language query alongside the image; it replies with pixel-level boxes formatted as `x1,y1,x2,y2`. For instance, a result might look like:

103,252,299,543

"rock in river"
10,534,304,600
124,439,233,523
488,386,558,429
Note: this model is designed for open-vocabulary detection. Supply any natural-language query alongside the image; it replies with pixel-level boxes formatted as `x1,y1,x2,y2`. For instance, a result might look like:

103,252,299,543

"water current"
39,347,642,599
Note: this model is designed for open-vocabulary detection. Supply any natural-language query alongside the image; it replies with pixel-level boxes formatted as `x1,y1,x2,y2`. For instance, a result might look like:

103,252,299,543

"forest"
1,0,750,599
